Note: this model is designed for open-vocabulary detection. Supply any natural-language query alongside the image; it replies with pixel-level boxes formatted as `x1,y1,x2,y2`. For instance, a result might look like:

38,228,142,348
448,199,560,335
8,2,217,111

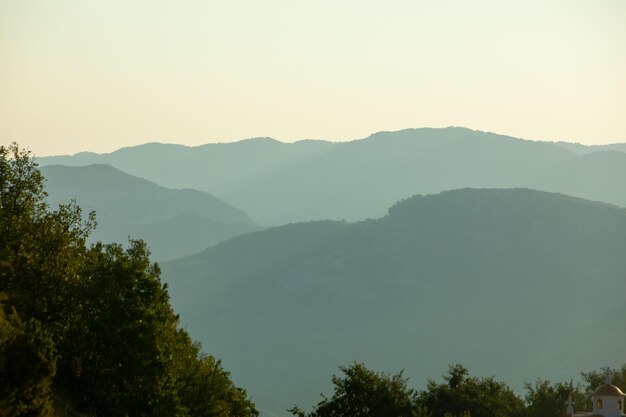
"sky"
1,0,625,156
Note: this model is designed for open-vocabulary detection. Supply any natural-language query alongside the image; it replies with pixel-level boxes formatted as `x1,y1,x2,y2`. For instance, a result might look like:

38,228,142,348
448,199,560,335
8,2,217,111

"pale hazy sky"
1,0,625,156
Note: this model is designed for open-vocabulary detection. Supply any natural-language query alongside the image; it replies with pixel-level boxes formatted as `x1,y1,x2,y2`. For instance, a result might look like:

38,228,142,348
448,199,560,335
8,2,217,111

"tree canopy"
523,379,585,417
290,362,423,417
0,143,258,417
416,364,524,417
291,362,626,417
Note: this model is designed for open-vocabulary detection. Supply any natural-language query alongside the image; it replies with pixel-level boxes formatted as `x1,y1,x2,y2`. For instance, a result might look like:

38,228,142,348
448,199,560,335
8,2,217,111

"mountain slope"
222,127,583,223
161,189,626,416
39,138,334,197
37,128,626,225
42,164,258,260
551,141,626,154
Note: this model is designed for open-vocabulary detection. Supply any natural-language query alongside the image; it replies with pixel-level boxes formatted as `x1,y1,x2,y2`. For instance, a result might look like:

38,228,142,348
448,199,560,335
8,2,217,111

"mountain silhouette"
42,164,258,260
161,188,626,416
37,128,626,225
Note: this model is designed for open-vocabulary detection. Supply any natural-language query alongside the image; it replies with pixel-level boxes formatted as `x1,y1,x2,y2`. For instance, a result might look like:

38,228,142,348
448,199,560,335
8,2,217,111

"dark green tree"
576,365,626,412
0,294,57,417
171,329,258,417
1,142,91,417
523,379,585,417
55,240,259,417
521,365,626,417
581,365,626,392
1,143,258,417
55,240,182,416
290,362,422,417
417,364,524,417
0,142,93,333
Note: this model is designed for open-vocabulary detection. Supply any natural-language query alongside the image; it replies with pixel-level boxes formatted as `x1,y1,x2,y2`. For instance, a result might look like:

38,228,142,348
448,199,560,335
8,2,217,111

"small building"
567,368,625,417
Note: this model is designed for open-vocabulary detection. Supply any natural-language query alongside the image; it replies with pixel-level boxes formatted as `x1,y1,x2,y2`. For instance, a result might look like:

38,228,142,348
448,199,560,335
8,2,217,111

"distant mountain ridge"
42,164,259,260
37,127,626,225
38,137,334,201
550,141,626,154
161,188,626,416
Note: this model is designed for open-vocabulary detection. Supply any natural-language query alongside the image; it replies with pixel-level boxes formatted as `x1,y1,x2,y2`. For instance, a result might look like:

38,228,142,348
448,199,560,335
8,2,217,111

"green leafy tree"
55,240,259,417
1,142,91,417
523,379,585,417
522,365,626,417
171,329,258,417
290,362,422,417
1,144,258,417
576,365,626,411
581,365,626,392
50,239,260,417
0,294,57,417
417,364,524,417
0,142,94,333
55,240,183,417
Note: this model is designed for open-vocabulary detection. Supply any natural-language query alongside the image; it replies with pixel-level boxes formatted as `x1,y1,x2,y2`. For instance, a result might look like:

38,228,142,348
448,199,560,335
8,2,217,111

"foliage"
0,143,94,332
0,143,258,417
0,294,57,417
171,329,258,417
578,365,626,410
55,241,182,416
57,240,258,417
416,364,524,417
293,363,626,417
523,379,585,417
290,362,422,417
522,366,626,417
581,364,626,392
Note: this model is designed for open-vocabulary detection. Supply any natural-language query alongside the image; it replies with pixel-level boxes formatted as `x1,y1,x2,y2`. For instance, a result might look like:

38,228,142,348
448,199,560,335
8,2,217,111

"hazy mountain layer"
42,164,258,260
161,189,626,416
39,138,334,198
37,128,626,225
551,141,626,154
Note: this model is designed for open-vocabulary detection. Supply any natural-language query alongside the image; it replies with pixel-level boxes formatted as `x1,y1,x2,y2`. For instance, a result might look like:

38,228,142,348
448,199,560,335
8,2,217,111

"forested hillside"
41,164,258,260
5,142,625,417
162,188,626,416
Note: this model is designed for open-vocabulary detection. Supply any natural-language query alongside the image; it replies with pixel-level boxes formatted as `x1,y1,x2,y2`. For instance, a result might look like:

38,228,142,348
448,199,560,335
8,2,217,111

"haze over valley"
3,2,625,416
38,127,626,226
33,128,626,416
41,163,259,260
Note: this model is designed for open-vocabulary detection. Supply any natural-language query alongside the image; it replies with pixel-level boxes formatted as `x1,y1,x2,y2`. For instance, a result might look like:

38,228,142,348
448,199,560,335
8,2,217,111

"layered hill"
161,189,626,416
37,128,626,225
42,164,258,260
39,138,334,200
